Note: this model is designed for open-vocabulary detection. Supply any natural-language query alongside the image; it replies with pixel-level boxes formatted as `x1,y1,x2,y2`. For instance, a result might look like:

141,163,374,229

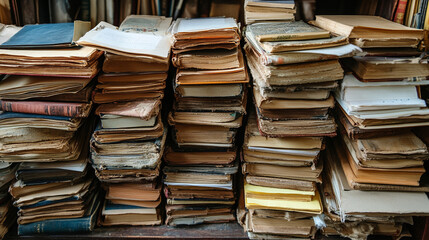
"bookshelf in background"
0,0,244,27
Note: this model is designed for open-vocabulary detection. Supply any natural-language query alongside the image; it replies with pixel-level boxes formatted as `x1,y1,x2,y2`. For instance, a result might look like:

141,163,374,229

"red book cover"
394,0,409,24
0,100,92,118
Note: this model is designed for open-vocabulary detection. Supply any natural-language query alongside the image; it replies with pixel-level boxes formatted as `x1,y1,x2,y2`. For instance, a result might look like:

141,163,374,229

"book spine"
18,218,91,235
394,0,409,24
0,101,84,117
79,0,91,21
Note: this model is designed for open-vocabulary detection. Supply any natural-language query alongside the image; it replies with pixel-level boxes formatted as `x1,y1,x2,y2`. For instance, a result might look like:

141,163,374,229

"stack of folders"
244,0,295,24
314,15,429,239
164,17,248,226
0,22,102,235
240,20,361,239
78,15,173,226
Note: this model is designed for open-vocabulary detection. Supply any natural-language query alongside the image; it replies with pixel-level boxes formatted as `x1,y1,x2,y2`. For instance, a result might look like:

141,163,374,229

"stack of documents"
316,15,429,239
239,114,322,239
245,21,359,137
164,17,248,226
78,15,172,226
0,21,102,235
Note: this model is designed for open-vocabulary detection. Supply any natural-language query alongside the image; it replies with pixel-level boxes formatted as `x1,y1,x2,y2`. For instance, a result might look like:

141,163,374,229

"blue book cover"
0,23,77,49
18,192,100,235
0,112,72,121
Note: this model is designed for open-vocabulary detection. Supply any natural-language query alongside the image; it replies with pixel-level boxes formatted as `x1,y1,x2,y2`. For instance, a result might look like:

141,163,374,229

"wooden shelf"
5,222,248,240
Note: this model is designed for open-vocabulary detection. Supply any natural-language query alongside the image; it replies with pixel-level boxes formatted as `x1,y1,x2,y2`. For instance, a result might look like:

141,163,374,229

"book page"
119,15,172,35
175,18,238,33
77,22,171,59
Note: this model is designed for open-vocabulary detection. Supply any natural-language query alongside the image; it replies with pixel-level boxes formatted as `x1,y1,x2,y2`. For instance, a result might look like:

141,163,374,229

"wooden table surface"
5,222,248,240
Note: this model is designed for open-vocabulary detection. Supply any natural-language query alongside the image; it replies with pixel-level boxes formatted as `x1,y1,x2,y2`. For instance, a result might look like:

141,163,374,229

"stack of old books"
78,15,172,226
164,17,248,226
0,22,102,235
78,15,172,103
314,15,429,239
240,20,361,239
244,0,295,25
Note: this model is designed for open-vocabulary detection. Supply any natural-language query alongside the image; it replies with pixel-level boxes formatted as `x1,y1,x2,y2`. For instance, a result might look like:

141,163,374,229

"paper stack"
78,15,172,103
78,15,172,226
240,20,360,239
314,15,429,239
164,17,248,226
244,0,296,25
0,22,102,235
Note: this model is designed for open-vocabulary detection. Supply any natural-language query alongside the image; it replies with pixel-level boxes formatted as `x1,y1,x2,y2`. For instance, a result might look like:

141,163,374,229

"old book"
0,100,92,118
171,17,240,52
0,75,93,100
247,211,316,237
243,114,322,167
344,56,429,82
172,48,240,70
98,72,168,84
339,128,423,169
247,56,344,87
242,162,322,182
313,15,424,47
175,50,248,85
106,183,161,202
339,73,423,102
17,193,100,235
256,108,337,137
15,159,87,184
95,80,165,94
0,47,102,78
174,83,243,98
245,182,314,202
245,22,347,53
93,90,164,104
259,108,329,120
102,53,169,73
165,190,235,203
95,169,159,183
254,87,335,110
91,130,166,170
167,213,235,226
324,144,429,220
336,97,429,130
77,20,171,61
96,99,161,120
164,147,236,165
336,108,409,140
244,40,361,66
174,92,246,113
168,111,243,128
245,186,322,214
101,203,161,226
92,118,164,144
0,22,90,49
78,15,171,58
37,82,95,103
355,132,428,161
333,138,425,186
172,123,238,148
